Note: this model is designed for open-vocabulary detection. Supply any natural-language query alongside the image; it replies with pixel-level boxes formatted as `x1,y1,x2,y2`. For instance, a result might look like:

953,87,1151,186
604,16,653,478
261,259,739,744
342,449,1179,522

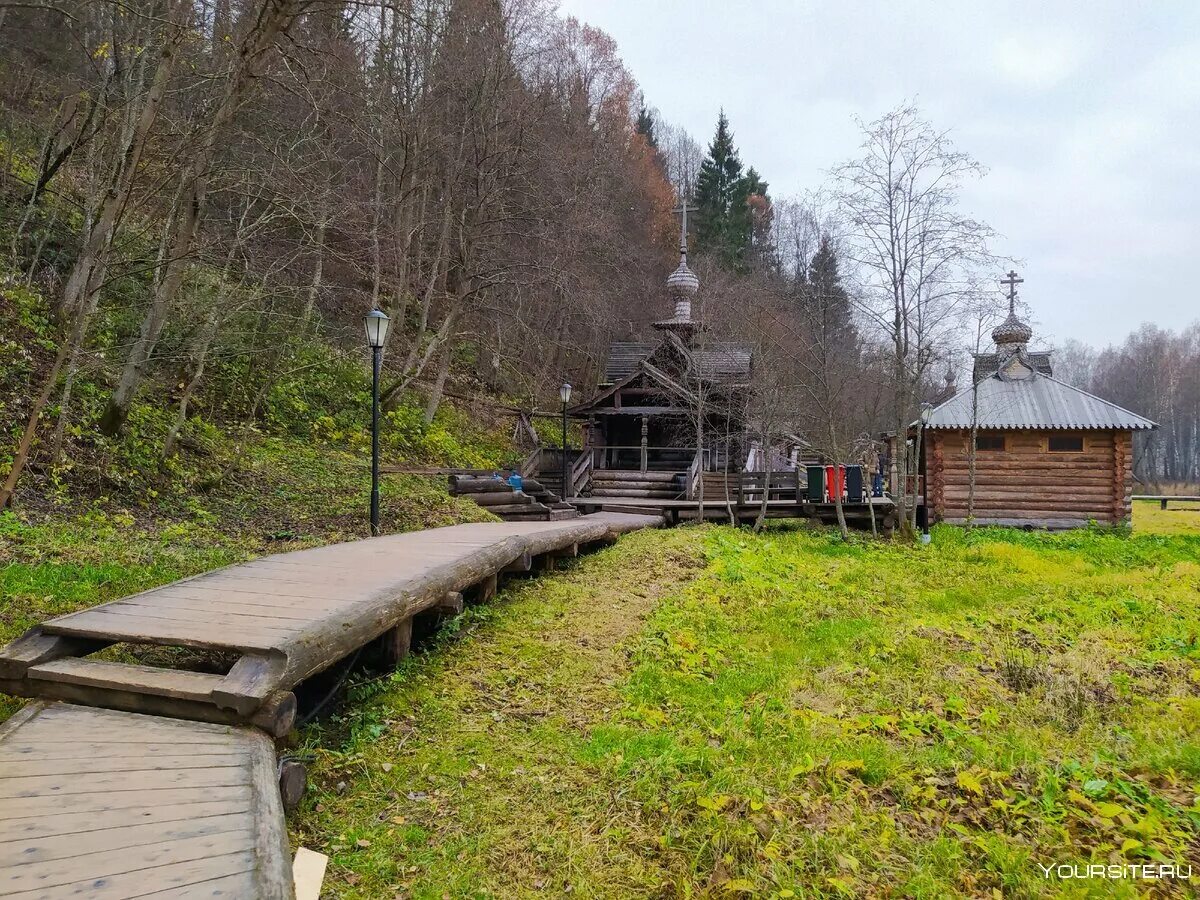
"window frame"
974,432,1006,452
1047,434,1085,453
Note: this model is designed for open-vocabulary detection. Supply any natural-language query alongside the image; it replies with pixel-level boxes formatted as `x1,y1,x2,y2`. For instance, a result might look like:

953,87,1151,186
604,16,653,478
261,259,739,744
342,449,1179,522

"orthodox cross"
1000,269,1023,314
672,200,698,256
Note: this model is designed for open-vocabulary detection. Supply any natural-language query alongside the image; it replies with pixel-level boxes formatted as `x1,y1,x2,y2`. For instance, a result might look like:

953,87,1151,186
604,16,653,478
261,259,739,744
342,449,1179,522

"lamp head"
559,382,572,405
364,309,390,349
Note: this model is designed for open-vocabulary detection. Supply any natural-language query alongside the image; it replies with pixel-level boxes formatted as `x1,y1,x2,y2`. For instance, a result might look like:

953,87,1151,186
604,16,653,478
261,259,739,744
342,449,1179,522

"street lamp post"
364,309,390,536
918,401,933,544
559,382,572,498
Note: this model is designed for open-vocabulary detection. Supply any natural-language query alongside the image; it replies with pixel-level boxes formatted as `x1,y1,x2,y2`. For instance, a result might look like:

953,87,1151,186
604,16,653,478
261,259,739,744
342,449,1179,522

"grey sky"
557,0,1200,349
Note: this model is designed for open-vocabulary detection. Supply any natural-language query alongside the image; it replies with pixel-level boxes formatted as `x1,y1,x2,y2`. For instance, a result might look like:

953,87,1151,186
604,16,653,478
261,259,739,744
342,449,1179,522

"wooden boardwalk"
0,512,658,898
0,702,290,899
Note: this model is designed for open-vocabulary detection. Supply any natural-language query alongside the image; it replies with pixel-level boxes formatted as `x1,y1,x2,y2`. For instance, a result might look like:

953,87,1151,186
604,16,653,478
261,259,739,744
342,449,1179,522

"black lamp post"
559,382,572,497
918,401,933,544
364,309,390,536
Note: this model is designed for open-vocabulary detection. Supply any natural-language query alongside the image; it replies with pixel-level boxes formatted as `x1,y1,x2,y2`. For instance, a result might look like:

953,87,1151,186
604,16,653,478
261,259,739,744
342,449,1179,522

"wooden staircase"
448,475,577,521
587,469,685,500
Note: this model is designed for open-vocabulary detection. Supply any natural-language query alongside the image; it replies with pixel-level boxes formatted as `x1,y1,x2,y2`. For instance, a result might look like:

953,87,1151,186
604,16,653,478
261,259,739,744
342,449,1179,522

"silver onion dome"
666,257,699,297
992,311,1033,345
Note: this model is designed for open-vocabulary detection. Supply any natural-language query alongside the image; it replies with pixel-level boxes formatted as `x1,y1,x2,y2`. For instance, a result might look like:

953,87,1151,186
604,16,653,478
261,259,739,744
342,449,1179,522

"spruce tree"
693,112,770,271
635,104,657,149
694,111,745,263
805,234,854,342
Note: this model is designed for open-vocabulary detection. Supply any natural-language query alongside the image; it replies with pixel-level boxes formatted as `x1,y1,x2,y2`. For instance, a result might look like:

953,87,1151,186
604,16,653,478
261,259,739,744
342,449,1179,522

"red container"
825,465,846,502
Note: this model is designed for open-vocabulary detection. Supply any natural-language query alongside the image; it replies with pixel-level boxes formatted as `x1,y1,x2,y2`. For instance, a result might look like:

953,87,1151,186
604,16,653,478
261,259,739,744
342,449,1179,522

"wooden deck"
0,702,291,899
569,496,896,527
0,512,659,898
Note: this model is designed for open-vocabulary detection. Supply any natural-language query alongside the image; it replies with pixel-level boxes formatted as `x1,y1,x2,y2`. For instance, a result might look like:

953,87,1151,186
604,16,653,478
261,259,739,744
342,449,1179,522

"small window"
975,433,1006,451
1048,435,1084,452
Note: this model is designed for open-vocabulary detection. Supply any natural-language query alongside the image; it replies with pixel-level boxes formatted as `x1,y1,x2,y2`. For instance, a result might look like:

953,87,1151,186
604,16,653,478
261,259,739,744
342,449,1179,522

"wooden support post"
278,758,308,812
640,415,648,473
466,573,498,604
433,591,465,617
1161,498,1168,510
369,617,412,670
502,551,532,574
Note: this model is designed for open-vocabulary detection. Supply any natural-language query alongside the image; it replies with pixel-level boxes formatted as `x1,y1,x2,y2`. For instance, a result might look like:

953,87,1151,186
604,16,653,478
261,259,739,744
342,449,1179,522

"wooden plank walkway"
0,513,656,731
0,702,291,899
0,512,659,898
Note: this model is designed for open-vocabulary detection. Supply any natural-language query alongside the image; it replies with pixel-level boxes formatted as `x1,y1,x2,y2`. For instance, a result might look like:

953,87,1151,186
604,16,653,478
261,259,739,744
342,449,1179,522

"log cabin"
918,283,1156,528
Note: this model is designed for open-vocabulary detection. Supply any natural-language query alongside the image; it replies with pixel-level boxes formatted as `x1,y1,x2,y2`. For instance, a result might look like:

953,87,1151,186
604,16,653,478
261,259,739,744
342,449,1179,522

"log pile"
448,475,578,521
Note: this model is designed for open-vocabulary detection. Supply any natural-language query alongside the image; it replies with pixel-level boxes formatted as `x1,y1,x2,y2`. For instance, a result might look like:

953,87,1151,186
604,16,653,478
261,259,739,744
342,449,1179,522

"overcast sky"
557,0,1200,349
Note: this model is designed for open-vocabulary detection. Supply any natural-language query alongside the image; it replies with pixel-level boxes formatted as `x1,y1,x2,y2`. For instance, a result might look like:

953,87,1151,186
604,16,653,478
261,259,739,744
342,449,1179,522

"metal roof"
926,372,1157,431
603,341,752,383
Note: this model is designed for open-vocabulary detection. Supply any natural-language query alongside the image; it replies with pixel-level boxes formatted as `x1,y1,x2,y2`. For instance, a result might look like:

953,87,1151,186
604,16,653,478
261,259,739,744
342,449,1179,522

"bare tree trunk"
423,342,451,424
163,305,220,457
0,9,186,505
99,0,302,436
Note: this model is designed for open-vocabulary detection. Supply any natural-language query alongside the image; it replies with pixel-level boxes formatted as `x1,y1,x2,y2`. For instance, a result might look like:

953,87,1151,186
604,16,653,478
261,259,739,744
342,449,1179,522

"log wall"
926,429,1133,527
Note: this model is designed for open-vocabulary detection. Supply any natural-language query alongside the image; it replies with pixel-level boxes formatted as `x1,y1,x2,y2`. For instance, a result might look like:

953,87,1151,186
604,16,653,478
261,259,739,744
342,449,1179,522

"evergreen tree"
693,112,771,271
694,111,744,262
635,104,657,149
804,234,855,343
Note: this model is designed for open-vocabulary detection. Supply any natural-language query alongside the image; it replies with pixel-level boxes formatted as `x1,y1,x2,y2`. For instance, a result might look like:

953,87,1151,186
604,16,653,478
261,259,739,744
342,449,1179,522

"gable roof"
603,339,752,383
926,371,1157,431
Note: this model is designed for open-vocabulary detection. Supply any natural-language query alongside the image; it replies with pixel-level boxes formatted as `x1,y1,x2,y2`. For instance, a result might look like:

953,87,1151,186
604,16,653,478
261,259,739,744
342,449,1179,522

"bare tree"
832,103,996,536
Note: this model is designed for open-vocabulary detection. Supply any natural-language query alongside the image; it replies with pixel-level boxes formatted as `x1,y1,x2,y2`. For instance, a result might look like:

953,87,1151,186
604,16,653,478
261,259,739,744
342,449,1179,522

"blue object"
506,473,523,492
872,473,884,497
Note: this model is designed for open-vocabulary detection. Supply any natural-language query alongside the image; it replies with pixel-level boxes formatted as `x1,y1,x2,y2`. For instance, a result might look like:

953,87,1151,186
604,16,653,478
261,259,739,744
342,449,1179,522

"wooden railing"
568,450,593,498
703,470,802,504
685,452,702,500
518,446,543,479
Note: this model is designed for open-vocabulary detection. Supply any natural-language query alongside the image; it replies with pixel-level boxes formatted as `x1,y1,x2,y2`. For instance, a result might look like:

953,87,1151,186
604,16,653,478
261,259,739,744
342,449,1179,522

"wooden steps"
447,475,579,521
587,470,684,501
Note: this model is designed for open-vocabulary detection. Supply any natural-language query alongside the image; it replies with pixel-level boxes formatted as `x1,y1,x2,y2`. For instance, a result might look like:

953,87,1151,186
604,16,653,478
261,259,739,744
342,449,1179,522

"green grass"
1133,498,1200,536
292,523,1200,898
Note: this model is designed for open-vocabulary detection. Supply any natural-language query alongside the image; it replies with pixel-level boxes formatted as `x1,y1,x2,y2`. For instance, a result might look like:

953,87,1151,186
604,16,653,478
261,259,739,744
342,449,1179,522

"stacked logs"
448,475,578,521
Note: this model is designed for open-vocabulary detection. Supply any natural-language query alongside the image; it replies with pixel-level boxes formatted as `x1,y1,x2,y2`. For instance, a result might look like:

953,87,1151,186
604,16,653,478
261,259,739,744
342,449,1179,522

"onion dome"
666,255,699,298
992,311,1033,346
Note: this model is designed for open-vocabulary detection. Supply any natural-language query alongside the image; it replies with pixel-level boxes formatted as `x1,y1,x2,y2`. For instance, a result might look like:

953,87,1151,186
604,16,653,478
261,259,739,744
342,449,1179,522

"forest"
1,0,1197,517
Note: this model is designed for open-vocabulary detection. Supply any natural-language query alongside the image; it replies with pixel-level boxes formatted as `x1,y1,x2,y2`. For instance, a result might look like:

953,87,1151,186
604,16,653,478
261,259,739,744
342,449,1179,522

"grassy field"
292,508,1200,898
2,496,1197,895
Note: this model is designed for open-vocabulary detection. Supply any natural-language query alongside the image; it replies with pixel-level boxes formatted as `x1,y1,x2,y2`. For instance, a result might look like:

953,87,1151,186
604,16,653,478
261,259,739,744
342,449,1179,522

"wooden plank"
0,753,247,779
50,603,302,637
0,800,249,837
0,678,296,737
0,765,249,800
0,633,109,680
0,814,250,867
2,849,258,899
211,653,287,716
135,870,260,898
0,786,250,821
28,703,241,736
29,659,225,703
